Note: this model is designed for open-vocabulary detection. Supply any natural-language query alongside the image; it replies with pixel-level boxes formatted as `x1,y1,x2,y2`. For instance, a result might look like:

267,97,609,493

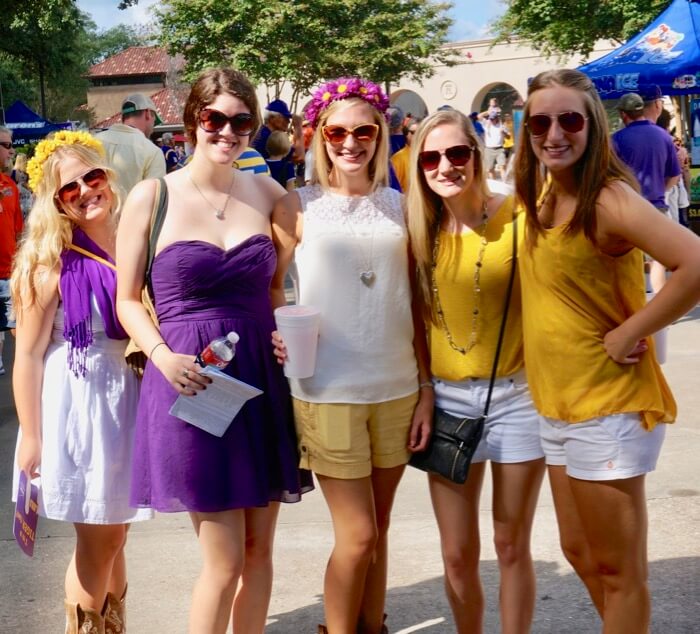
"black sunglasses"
198,109,255,136
418,145,474,172
526,111,588,137
0,142,12,150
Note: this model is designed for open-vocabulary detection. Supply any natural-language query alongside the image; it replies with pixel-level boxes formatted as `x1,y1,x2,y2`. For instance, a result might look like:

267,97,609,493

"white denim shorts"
540,413,666,481
433,369,543,464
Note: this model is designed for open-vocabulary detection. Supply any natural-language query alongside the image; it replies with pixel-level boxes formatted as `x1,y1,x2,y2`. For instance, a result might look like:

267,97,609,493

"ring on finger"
182,369,189,378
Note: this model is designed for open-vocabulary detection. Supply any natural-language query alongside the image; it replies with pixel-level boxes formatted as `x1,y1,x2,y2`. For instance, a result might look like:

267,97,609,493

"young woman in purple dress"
116,68,312,633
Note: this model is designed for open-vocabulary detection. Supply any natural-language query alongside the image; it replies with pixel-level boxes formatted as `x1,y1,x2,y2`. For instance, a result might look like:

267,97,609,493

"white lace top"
292,185,418,403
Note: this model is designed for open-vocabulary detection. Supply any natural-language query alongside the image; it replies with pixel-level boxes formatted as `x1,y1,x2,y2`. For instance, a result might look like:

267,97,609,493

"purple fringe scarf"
60,228,128,377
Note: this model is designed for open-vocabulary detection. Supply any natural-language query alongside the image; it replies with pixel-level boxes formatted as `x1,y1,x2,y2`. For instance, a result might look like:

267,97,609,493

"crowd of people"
3,64,700,634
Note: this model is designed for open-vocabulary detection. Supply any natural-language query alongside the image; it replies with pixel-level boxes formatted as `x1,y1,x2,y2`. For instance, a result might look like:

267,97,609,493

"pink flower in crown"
305,76,390,129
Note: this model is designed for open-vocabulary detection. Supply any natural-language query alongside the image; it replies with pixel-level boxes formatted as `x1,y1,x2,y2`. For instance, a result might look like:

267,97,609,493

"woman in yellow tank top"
515,69,700,632
407,109,545,634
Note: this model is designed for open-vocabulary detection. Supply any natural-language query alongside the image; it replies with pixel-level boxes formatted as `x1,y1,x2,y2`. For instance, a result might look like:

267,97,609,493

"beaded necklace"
431,200,489,355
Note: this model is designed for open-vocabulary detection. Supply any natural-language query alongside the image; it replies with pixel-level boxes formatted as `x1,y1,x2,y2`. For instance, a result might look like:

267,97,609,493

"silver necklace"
341,196,376,287
188,170,235,220
431,200,489,355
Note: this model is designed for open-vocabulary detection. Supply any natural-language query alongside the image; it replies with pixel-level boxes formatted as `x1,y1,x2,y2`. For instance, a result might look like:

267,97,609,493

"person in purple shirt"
612,91,681,292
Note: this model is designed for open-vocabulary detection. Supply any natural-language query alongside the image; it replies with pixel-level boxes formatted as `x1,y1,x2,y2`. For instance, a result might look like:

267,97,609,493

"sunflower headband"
304,77,390,129
27,131,105,192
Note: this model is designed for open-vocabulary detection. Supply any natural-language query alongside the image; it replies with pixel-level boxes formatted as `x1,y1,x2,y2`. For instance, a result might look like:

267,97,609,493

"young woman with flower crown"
271,77,433,634
406,109,545,634
11,131,152,633
516,69,700,631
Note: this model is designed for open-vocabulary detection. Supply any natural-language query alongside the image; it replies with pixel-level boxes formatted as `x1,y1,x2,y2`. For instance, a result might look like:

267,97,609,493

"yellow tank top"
430,197,523,380
519,224,676,429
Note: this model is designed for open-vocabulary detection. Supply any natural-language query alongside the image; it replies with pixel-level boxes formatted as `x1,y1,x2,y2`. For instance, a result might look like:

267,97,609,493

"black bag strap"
145,177,168,292
482,212,518,418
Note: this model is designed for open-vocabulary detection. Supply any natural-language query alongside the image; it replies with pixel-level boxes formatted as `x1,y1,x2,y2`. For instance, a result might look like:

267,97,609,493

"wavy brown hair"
183,67,261,148
514,69,636,247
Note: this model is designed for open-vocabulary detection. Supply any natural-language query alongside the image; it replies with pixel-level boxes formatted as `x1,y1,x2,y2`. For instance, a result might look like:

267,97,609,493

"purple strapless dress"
130,234,313,512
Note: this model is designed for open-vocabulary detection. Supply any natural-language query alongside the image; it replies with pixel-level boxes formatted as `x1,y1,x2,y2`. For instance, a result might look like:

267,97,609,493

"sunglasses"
322,124,379,144
0,142,12,150
198,109,255,136
56,168,109,205
418,145,474,172
526,111,588,137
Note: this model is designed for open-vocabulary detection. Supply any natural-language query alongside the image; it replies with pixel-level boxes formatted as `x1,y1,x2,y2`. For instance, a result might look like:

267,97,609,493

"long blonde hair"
514,69,637,247
11,144,122,315
310,97,389,191
406,109,489,323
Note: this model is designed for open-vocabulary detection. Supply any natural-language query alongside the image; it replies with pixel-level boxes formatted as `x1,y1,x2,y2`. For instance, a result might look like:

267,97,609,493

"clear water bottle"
196,332,240,369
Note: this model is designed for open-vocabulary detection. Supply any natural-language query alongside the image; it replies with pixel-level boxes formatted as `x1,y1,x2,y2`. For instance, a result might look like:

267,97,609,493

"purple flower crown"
305,77,390,129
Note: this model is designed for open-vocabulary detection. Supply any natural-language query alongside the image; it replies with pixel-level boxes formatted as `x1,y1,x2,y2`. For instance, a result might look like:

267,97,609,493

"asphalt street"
0,306,698,633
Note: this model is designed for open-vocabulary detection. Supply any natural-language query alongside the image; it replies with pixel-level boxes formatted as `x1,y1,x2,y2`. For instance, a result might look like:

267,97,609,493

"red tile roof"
88,46,184,78
93,86,189,129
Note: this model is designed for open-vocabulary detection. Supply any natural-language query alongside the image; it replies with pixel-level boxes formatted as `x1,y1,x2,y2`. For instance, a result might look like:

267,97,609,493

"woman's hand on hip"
604,326,648,364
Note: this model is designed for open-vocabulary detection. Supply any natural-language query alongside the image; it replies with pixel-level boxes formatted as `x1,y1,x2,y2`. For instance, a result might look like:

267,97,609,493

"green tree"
491,0,671,58
157,0,457,110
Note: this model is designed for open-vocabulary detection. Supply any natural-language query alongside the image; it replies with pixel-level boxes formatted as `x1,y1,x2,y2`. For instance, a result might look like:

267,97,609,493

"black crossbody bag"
409,215,517,484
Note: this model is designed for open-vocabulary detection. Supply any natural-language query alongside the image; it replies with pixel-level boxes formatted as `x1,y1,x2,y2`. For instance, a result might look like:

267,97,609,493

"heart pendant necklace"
342,199,376,287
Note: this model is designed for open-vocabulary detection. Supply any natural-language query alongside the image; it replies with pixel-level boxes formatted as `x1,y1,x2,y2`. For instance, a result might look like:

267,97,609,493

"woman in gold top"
516,69,700,632
407,109,545,634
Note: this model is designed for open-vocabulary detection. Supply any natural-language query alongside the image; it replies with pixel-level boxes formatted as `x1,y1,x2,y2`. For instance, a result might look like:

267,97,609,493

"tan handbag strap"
68,244,117,271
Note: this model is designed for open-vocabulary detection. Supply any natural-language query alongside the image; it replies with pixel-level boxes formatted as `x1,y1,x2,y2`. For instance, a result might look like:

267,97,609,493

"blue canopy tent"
4,100,71,146
578,0,700,100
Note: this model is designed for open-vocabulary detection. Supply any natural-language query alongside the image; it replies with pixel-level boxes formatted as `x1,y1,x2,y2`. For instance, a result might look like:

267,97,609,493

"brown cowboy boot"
103,585,127,633
65,601,105,634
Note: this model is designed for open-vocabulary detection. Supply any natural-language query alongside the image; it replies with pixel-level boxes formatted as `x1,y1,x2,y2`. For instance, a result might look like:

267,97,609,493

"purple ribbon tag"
13,471,39,557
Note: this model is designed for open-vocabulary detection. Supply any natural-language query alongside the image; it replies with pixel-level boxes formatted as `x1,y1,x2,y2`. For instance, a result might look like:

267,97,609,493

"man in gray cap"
612,91,680,291
386,106,405,155
96,93,166,194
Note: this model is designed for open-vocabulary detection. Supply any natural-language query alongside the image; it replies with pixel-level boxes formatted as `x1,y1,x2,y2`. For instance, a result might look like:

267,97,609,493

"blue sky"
77,0,506,42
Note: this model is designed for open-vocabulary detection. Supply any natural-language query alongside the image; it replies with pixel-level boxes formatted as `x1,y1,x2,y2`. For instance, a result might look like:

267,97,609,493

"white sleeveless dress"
13,295,153,524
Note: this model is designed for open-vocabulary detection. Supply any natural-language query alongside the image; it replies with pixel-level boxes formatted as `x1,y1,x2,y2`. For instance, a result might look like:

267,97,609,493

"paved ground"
0,306,698,633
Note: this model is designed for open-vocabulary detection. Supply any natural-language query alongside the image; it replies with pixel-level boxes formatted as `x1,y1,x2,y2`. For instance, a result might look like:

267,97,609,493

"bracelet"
419,381,434,389
149,341,167,359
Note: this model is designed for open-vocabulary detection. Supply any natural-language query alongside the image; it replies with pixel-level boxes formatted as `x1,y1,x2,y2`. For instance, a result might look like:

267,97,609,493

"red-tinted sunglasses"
56,168,109,205
526,111,588,137
198,109,255,136
418,145,474,172
322,123,379,144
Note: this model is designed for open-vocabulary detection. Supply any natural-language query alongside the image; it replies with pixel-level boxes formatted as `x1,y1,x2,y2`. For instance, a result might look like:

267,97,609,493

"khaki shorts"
292,392,419,479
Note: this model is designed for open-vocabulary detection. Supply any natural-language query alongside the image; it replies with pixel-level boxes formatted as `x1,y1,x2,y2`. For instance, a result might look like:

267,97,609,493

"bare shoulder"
597,180,649,230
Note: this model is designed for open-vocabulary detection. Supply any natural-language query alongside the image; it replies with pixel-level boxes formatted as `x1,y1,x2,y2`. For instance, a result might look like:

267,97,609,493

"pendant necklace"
431,199,490,355
342,196,376,287
188,170,235,220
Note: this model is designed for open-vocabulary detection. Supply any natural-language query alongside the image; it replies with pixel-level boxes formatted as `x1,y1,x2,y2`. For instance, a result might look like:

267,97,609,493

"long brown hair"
406,109,489,323
514,69,636,246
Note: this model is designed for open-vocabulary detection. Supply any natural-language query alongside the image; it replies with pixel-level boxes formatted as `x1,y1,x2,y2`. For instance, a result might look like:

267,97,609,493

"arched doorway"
473,83,523,115
390,89,428,119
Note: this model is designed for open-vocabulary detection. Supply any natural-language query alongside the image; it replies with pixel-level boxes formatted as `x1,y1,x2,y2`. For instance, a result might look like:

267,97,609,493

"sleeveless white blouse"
291,185,418,403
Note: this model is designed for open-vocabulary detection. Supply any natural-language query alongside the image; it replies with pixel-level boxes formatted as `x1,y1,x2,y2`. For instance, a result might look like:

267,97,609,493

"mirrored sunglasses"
321,124,380,144
418,145,474,172
56,168,109,205
526,111,588,137
198,109,255,136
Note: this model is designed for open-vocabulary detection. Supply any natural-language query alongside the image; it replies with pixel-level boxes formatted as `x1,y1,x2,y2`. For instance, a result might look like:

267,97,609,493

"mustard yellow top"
390,145,411,193
430,197,523,380
519,223,676,429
